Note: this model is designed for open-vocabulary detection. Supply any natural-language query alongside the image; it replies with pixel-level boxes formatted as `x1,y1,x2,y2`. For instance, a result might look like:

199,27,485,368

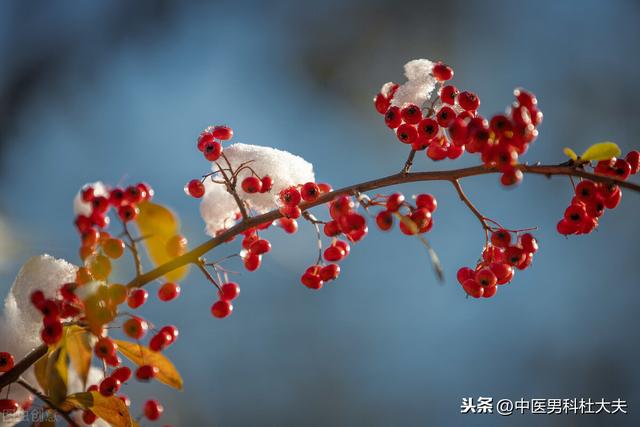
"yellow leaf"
65,326,92,388
135,202,189,281
46,346,68,405
84,289,117,335
114,339,183,390
563,147,578,161
33,351,50,392
62,392,132,427
581,142,621,161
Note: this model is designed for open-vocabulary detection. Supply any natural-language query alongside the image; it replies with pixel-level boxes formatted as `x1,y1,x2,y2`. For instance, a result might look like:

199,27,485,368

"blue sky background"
1,1,639,425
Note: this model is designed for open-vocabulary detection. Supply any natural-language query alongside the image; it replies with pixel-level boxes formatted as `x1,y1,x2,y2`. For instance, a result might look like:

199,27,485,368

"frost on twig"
200,143,314,236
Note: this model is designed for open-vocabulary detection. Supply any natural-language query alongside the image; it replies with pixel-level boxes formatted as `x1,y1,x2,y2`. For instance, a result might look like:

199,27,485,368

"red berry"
203,141,223,161
94,337,117,360
197,131,214,151
250,239,271,255
462,279,483,298
319,264,340,282
243,253,262,271
374,93,390,114
82,409,97,424
123,317,148,340
218,282,240,301
109,188,126,207
124,186,143,204
301,182,320,202
136,364,159,381
185,179,205,198
0,399,19,415
278,218,298,234
475,268,498,287
260,175,274,192
149,332,171,352
144,399,164,421
400,104,422,124
41,318,63,345
241,176,262,193
384,106,402,129
117,204,139,222
127,288,148,309
490,229,511,248
81,186,96,202
433,62,454,81
0,352,14,372
500,169,523,186
417,118,439,141
280,187,301,206
482,285,497,298
504,246,525,266
626,150,640,174
160,325,179,344
414,194,437,212
212,125,233,140
301,272,323,290
158,282,181,302
396,123,418,144
519,233,538,253
99,376,121,397
457,91,480,111
323,220,341,236
439,85,458,105
324,245,345,262
557,219,577,235
376,210,394,231
612,158,631,180
490,263,514,285
456,267,475,284
575,180,597,202
564,203,588,226
280,204,302,219
91,196,109,214
211,300,233,318
112,366,132,383
30,290,46,309
386,193,405,212
514,88,537,109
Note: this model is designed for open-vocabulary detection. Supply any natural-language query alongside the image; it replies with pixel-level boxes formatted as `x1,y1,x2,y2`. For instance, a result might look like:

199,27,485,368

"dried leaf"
135,202,189,281
62,391,132,427
581,142,621,161
65,326,92,388
46,346,68,405
114,339,183,390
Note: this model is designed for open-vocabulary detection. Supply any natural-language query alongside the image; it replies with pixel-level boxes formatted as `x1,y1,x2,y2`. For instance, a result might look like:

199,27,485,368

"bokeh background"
1,0,640,426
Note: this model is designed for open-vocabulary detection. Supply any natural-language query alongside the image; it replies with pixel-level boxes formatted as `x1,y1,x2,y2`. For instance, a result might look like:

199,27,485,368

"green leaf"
563,147,578,161
581,142,621,161
135,202,189,281
62,391,132,427
114,339,183,390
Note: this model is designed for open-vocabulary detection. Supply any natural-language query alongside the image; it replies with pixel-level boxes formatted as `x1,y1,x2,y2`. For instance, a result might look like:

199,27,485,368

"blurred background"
1,0,639,425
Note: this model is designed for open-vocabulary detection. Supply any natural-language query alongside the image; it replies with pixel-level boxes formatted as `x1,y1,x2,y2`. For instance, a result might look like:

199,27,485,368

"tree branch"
17,379,80,427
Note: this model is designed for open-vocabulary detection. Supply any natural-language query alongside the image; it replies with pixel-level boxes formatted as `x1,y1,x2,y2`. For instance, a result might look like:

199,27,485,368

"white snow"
200,143,314,236
73,181,109,216
390,59,437,108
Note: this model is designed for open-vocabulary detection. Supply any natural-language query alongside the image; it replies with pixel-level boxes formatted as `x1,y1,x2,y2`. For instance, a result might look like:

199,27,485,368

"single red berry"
400,104,422,124
301,272,323,290
374,93,390,114
317,183,332,193
99,376,121,397
626,150,640,174
575,180,597,202
91,196,109,214
82,409,97,424
603,187,622,209
243,253,262,271
185,179,205,198
519,233,538,253
203,141,223,161
136,364,159,381
280,204,302,219
0,352,14,372
324,245,345,262
490,229,511,248
384,106,402,129
432,62,454,81
301,182,320,202
241,176,262,193
219,282,240,301
504,246,526,266
557,219,577,235
260,175,274,192
123,317,148,340
250,239,271,255
386,193,405,212
564,203,588,226
482,285,498,298
127,288,148,309
117,204,139,222
211,300,233,318
212,125,233,140
280,187,302,206
456,267,475,284
278,218,298,234
30,290,46,309
149,332,171,352
94,337,117,360
517,252,533,270
414,194,437,212
396,123,418,144
160,325,179,344
0,399,19,415
81,186,95,202
513,88,537,109
417,118,439,141
612,158,631,180
457,91,480,111
475,268,498,287
197,131,214,151
112,366,132,383
41,318,63,345
323,220,341,237
376,210,394,231
490,263,514,285
144,399,164,421
109,188,126,207
319,264,340,282
158,282,181,302
500,169,523,186
462,279,484,298
329,196,354,218
124,186,143,204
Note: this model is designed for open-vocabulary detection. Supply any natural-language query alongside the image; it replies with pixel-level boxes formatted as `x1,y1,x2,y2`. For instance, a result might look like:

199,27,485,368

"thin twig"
450,179,490,231
303,211,324,265
195,260,222,292
217,154,249,220
17,379,80,427
122,222,143,277
402,149,417,174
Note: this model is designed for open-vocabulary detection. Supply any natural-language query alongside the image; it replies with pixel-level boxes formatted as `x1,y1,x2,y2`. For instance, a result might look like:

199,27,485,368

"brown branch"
451,179,490,231
217,154,249,220
17,379,80,427
122,222,143,277
0,344,47,389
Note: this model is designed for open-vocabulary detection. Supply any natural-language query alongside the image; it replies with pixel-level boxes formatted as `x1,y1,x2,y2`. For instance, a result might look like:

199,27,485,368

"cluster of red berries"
240,174,273,194
186,125,235,198
240,227,273,272
457,230,538,298
30,286,83,345
374,62,543,186
299,195,367,290
278,182,331,219
211,282,240,319
557,151,639,235
0,394,32,415
374,192,437,235
75,182,153,233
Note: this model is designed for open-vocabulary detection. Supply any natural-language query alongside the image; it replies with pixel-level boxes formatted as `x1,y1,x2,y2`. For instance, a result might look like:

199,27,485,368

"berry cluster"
185,125,235,199
374,192,437,235
277,182,331,219
374,62,543,185
457,230,538,298
30,285,82,345
300,195,367,290
557,151,640,235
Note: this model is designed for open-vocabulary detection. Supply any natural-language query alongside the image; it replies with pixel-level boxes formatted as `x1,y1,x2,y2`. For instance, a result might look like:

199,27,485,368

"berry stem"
122,221,143,277
216,153,249,220
302,211,324,265
195,260,222,292
451,178,491,232
401,149,417,175
17,378,80,427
